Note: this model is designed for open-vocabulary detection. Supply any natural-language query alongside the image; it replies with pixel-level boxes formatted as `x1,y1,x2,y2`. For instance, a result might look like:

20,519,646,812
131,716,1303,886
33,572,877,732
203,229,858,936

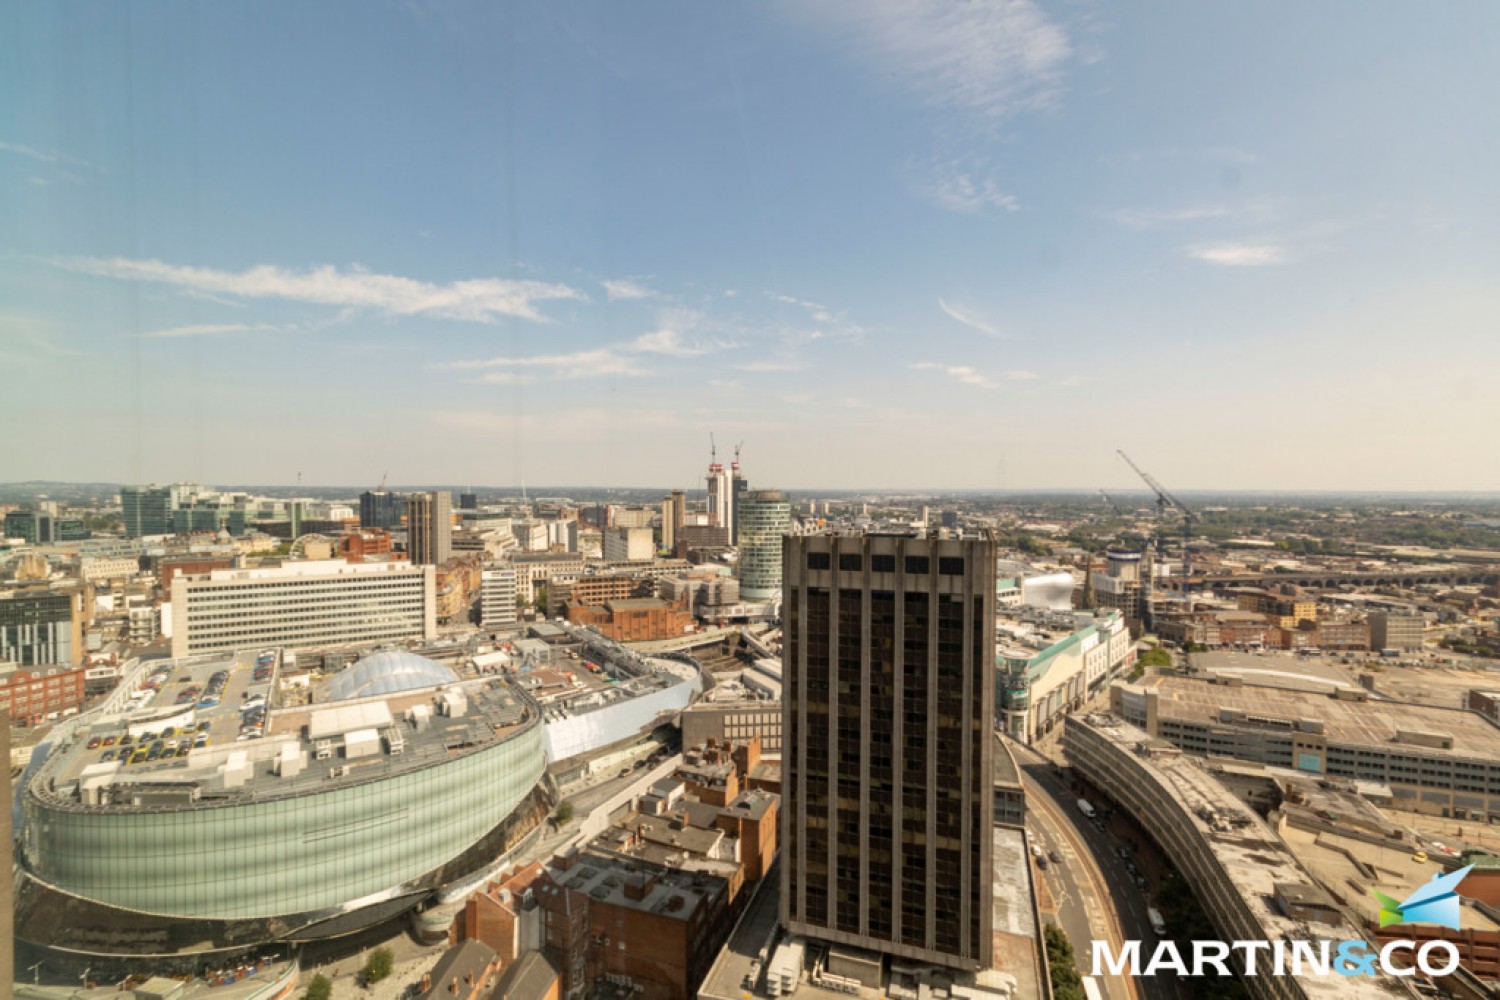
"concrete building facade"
170,559,436,657
782,531,996,971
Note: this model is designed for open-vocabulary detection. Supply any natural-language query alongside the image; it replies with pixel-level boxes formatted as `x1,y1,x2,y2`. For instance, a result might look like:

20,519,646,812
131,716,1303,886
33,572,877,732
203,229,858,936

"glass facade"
737,489,792,601
22,719,544,919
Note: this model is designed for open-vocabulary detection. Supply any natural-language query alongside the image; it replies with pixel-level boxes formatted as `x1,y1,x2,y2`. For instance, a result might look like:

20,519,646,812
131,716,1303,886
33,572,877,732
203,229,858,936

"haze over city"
5,2,1499,490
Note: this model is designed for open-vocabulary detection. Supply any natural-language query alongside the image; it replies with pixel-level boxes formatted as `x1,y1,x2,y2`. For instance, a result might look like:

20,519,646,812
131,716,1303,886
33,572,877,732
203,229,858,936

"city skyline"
5,3,1500,491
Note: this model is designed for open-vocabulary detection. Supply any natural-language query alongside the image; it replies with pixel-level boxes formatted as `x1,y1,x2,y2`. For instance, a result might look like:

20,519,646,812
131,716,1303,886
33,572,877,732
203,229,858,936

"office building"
736,489,791,601
408,491,453,566
120,485,180,538
603,526,655,563
359,489,405,530
781,532,996,970
4,509,55,544
0,585,85,667
481,565,519,631
170,560,436,657
1369,610,1425,651
459,492,478,511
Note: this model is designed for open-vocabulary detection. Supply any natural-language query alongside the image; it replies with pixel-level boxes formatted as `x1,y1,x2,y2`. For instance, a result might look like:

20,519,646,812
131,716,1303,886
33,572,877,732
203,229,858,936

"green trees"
1138,647,1173,669
1044,923,1086,1000
364,947,394,985
303,974,332,1000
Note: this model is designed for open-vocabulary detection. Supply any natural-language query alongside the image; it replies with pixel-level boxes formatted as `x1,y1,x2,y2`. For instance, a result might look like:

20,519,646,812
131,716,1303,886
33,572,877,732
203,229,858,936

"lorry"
1077,798,1096,819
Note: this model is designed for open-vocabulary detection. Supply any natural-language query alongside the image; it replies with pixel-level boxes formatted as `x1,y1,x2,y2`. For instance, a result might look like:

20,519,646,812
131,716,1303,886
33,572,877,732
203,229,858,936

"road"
1014,739,1181,1000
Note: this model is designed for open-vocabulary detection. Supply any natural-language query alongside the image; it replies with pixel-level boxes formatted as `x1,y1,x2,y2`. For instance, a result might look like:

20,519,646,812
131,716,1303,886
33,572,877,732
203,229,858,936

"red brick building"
0,667,86,727
563,598,693,642
338,528,398,563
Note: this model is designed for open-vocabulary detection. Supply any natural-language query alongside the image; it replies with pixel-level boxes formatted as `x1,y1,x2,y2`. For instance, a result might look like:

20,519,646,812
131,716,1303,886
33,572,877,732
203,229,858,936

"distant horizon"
6,479,1500,502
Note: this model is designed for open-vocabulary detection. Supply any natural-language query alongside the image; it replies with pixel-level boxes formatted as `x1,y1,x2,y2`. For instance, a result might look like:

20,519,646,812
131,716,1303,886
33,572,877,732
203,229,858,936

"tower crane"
1117,450,1198,581
710,432,717,466
378,471,388,492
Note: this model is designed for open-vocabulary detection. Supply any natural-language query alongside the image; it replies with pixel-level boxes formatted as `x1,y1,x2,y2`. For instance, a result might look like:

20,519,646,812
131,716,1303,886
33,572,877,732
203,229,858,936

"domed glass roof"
326,650,459,701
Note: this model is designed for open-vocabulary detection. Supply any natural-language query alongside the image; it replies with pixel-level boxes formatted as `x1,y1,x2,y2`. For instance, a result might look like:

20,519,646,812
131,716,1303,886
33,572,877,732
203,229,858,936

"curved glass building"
737,489,792,601
16,650,551,959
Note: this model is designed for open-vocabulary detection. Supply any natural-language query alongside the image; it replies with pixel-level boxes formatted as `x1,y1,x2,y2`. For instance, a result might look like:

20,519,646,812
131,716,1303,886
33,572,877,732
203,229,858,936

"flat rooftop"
34,652,536,812
1140,674,1500,758
1282,823,1500,934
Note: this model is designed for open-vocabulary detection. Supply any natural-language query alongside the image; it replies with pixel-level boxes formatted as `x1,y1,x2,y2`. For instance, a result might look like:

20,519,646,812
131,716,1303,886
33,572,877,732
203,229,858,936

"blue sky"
3,2,1498,491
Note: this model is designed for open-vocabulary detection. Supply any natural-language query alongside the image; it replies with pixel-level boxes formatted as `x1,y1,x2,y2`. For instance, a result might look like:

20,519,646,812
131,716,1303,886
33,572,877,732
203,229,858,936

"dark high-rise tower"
407,491,452,566
359,490,404,530
781,531,996,970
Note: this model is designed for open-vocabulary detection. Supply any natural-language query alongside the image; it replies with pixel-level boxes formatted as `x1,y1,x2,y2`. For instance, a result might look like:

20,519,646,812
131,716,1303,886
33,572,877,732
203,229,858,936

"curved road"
1014,740,1179,1000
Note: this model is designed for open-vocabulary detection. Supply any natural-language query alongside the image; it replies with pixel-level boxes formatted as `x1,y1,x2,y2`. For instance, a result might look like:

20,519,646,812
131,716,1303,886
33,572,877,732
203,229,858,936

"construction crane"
709,432,717,465
1117,450,1198,580
377,471,388,492
1098,489,1126,517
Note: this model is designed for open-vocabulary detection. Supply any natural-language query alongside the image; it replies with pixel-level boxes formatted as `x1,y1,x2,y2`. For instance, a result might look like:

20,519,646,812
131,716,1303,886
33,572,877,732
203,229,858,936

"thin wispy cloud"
939,298,1008,338
631,308,736,356
1187,243,1286,267
440,348,644,384
54,256,584,323
798,0,1071,120
0,140,100,171
914,159,1020,214
1103,145,1260,168
911,361,1037,389
738,360,805,373
1108,205,1235,230
601,278,658,302
1106,197,1282,231
910,362,998,389
139,323,278,339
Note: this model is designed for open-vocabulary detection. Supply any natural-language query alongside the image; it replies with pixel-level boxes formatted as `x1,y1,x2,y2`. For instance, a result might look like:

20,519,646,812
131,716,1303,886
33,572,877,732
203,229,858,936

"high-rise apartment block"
481,565,519,631
781,532,996,970
408,491,453,566
170,560,436,657
737,489,791,601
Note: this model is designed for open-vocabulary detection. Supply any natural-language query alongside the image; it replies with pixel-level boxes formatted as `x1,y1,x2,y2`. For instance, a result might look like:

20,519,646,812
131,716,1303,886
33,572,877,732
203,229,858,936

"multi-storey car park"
1063,714,1410,1000
1111,674,1500,821
15,648,553,966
